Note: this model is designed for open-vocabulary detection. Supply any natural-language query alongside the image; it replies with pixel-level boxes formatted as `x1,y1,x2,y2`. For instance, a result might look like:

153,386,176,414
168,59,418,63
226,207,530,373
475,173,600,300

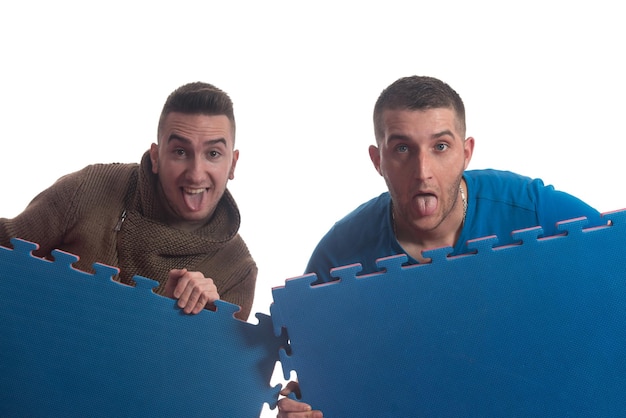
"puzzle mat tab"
0,239,286,417
272,211,626,417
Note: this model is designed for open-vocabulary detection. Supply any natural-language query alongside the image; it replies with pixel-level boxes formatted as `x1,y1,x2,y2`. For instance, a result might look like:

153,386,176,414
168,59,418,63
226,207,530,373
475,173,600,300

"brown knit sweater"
0,152,257,320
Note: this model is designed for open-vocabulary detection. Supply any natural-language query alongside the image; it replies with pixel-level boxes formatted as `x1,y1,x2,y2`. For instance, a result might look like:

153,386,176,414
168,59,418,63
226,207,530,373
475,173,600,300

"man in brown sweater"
0,82,257,321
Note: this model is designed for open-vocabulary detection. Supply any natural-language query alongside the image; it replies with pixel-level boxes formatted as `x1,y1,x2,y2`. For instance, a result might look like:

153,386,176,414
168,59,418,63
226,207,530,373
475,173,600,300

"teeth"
183,188,205,194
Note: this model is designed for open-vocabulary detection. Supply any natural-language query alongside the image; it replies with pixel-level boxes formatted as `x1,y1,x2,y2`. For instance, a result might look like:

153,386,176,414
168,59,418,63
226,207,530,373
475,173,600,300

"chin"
183,211,212,223
188,204,219,220
413,217,443,232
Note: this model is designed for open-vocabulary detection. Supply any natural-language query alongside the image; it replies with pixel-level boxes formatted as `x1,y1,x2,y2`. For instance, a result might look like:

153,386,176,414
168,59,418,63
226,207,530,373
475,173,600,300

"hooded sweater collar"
134,151,241,244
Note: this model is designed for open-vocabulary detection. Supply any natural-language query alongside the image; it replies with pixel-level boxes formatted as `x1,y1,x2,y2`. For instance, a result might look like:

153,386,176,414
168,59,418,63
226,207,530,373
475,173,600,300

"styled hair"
373,76,466,142
157,82,236,141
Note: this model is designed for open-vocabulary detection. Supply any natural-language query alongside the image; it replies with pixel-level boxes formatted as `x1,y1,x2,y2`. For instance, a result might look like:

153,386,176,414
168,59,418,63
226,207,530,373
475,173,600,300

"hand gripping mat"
271,211,626,417
0,238,286,417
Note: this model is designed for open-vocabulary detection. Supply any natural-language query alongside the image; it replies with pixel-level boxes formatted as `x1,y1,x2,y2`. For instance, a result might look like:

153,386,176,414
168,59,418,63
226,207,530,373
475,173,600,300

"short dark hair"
157,82,236,141
373,76,466,142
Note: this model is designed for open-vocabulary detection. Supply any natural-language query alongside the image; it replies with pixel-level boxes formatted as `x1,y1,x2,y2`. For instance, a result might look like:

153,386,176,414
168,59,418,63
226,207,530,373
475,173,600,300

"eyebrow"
432,129,456,139
167,134,227,147
388,129,456,142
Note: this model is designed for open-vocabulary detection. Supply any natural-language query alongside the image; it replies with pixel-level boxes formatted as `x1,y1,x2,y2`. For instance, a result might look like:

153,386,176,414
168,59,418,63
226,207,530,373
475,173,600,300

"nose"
185,156,207,183
414,151,432,180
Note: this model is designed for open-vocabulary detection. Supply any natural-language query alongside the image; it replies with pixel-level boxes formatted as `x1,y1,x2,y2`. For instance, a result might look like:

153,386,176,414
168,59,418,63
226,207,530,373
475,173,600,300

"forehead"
382,107,456,125
381,107,459,132
160,112,234,146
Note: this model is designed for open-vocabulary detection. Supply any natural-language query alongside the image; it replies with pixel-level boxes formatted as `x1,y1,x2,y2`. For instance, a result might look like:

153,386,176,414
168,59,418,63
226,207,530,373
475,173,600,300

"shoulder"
465,169,539,189
84,161,139,178
59,161,138,183
463,168,602,237
332,192,391,230
465,169,549,208
51,162,139,206
306,192,393,279
320,192,391,246
225,233,255,261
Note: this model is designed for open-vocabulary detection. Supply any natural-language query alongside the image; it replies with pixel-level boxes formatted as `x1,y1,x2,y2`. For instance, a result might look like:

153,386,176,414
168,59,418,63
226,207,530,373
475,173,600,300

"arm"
533,180,604,236
216,262,256,321
200,236,257,321
0,172,82,256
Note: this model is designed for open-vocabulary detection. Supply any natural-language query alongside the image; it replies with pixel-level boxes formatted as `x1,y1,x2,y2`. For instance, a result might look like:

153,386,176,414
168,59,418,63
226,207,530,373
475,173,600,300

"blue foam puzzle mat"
271,211,626,417
0,238,286,417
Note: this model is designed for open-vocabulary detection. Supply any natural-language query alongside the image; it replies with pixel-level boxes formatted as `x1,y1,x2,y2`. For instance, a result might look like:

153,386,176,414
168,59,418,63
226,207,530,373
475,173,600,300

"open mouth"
182,187,209,211
414,193,438,216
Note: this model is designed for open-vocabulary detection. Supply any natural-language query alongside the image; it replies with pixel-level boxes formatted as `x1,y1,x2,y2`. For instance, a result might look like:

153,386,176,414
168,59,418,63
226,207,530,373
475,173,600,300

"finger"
171,269,189,299
176,279,194,310
187,285,220,314
277,410,322,418
187,287,209,314
176,275,219,314
280,380,302,398
277,397,312,412
190,299,206,315
189,284,220,314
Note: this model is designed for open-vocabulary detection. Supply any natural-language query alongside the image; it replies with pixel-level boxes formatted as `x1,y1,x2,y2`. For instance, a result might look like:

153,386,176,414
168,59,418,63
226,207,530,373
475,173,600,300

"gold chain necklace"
459,184,467,225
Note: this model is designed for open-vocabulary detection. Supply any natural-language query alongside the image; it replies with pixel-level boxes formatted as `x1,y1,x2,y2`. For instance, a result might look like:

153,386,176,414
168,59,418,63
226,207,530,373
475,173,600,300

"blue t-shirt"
305,169,603,283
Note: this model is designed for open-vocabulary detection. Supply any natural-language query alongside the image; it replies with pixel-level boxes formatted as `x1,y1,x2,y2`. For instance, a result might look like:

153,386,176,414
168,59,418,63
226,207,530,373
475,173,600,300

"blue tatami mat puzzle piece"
271,211,626,417
0,238,286,418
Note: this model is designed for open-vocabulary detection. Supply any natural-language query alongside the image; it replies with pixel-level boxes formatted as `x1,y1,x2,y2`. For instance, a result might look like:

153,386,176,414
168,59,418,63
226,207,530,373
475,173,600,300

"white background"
2,1,624,415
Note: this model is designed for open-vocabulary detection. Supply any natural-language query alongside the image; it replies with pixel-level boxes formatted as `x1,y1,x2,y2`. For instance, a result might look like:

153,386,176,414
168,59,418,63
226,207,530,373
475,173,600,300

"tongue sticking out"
183,190,205,211
415,194,438,216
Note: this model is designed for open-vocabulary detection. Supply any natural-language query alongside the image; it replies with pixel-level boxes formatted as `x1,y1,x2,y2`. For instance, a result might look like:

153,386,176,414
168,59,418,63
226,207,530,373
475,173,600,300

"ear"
369,145,383,176
229,149,240,180
149,143,159,174
463,137,475,170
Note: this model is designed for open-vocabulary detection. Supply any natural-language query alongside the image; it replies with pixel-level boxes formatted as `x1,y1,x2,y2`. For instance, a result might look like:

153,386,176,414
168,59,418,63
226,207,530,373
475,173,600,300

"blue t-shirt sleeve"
460,171,604,252
531,179,603,236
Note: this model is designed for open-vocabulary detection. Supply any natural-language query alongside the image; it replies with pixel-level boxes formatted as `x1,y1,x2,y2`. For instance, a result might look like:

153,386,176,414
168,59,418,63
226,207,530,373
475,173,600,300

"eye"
174,148,186,157
435,143,449,152
208,150,222,159
396,144,409,153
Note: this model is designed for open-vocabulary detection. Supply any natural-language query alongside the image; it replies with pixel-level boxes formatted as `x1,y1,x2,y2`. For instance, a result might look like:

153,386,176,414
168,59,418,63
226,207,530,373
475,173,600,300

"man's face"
369,108,474,234
150,112,238,229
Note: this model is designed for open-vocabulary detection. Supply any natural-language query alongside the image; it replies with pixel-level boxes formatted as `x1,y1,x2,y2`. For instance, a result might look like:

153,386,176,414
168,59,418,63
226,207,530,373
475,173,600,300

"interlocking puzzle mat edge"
272,211,626,417
0,238,287,417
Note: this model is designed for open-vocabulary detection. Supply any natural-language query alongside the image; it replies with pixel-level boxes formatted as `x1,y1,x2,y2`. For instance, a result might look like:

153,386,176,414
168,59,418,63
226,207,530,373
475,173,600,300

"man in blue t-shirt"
305,169,602,285
277,75,604,417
